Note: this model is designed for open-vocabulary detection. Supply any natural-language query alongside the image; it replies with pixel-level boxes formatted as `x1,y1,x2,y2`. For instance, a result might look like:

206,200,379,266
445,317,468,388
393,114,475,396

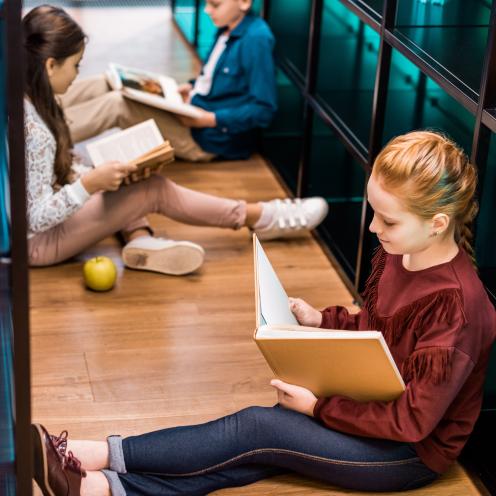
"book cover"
253,234,406,401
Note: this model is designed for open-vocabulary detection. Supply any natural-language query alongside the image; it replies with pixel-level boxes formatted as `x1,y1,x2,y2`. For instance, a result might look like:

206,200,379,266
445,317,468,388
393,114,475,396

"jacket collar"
220,13,255,39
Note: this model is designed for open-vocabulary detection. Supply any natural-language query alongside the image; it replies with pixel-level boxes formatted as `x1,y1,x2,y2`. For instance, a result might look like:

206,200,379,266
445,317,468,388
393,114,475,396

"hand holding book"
289,297,323,327
81,161,138,194
271,379,318,417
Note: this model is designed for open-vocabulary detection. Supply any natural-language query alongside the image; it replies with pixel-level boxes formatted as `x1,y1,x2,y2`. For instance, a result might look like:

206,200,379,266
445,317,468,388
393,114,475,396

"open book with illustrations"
106,63,203,118
86,119,174,171
253,234,406,401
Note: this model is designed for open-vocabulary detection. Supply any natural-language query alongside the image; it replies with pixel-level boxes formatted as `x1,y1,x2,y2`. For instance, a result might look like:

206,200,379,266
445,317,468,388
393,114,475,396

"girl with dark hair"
32,131,496,495
23,5,328,275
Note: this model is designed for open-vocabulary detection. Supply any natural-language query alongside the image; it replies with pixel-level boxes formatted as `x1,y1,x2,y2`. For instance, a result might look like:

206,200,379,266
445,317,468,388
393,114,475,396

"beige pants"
28,175,246,266
60,75,215,163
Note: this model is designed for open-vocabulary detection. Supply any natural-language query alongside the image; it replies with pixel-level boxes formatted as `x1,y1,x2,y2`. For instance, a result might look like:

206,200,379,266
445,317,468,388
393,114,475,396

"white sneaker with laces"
254,197,329,241
122,236,205,276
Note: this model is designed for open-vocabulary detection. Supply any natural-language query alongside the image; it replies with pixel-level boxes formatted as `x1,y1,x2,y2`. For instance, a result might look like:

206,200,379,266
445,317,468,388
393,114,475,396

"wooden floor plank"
30,5,484,495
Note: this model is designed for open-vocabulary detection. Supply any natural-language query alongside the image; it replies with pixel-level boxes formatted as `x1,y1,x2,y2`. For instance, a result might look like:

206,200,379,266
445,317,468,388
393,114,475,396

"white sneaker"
254,197,329,241
122,237,205,276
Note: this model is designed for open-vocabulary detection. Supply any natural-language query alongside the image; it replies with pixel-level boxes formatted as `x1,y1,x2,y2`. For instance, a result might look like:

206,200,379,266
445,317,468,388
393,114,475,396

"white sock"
253,201,276,229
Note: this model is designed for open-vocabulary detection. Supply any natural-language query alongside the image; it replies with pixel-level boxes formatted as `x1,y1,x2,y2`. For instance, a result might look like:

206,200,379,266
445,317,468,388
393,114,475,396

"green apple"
83,256,117,291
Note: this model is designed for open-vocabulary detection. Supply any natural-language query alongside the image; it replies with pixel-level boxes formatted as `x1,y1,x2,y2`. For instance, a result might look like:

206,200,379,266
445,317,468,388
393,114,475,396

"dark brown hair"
23,5,86,186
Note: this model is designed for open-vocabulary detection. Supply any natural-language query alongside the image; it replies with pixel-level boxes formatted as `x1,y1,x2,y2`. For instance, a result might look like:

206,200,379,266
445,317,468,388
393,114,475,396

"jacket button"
223,67,229,74
222,127,228,133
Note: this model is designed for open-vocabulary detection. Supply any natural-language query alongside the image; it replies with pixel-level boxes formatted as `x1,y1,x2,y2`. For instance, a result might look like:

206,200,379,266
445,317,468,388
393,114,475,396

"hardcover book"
253,234,406,401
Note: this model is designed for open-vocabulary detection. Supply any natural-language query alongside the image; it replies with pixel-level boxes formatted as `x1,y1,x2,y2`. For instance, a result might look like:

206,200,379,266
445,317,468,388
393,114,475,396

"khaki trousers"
60,75,215,163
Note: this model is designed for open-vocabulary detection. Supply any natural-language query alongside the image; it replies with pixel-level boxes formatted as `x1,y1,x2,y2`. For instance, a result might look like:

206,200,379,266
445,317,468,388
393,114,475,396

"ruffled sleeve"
313,287,472,444
24,101,90,237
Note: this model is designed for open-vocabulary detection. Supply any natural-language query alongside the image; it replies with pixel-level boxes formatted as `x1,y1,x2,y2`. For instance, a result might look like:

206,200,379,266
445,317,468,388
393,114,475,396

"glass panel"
395,0,491,96
173,0,196,45
476,131,496,299
351,0,383,23
197,1,264,61
307,115,366,280
197,0,216,61
0,13,15,495
0,269,15,496
383,49,475,153
396,0,491,26
267,0,311,78
262,71,305,194
316,0,380,149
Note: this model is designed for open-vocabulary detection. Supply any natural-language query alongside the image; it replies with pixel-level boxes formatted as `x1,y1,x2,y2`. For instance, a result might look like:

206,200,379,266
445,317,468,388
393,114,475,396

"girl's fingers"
270,379,292,395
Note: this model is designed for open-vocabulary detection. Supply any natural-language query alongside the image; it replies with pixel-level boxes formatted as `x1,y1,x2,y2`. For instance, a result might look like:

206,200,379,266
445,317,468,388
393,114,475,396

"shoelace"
63,451,87,477
50,430,87,477
50,430,68,458
274,199,308,230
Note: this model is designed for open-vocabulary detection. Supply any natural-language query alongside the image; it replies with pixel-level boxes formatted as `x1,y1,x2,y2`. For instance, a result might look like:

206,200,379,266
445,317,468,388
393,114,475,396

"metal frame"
5,0,31,493
297,0,323,197
172,0,496,302
355,0,396,290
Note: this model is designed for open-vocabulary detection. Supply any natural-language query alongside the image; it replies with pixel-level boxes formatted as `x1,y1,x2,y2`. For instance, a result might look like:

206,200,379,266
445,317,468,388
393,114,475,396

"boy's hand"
82,161,138,194
177,82,193,103
271,379,317,417
289,297,323,327
178,108,217,128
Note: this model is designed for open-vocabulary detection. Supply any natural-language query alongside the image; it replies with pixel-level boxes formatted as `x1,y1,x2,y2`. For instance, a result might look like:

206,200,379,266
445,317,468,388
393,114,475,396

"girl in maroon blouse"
33,130,496,495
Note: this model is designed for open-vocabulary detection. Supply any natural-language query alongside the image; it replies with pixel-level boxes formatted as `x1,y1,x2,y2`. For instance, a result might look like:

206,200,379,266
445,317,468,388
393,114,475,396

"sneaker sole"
32,424,56,496
123,242,205,276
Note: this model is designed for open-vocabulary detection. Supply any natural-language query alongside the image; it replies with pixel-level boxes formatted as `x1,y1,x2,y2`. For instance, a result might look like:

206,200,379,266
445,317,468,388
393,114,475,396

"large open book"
106,63,203,118
86,119,174,171
253,235,406,401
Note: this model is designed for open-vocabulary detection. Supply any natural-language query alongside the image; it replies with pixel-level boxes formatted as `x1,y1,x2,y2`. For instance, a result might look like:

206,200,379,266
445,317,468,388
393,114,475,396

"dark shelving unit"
173,0,496,489
0,0,31,494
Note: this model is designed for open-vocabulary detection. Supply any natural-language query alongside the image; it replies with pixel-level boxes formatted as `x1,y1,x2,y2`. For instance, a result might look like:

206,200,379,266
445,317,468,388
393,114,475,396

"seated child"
31,131,496,495
24,5,326,274
61,0,277,162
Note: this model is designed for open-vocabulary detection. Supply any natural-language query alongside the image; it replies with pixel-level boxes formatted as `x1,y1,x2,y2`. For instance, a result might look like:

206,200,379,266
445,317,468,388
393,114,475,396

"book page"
257,326,380,339
107,63,203,118
255,237,299,326
86,119,164,166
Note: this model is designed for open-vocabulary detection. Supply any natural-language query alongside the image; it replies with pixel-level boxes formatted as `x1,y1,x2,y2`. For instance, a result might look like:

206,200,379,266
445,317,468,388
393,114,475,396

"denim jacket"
191,14,277,160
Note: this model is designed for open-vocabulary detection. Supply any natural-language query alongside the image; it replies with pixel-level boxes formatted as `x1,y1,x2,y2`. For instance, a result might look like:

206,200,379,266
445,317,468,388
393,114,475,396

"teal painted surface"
0,12,15,496
396,0,491,26
383,49,475,153
197,0,216,60
196,1,263,61
395,0,491,95
267,0,311,78
174,0,196,44
476,134,496,269
316,0,380,149
306,115,366,279
262,70,305,193
0,283,15,496
0,20,8,256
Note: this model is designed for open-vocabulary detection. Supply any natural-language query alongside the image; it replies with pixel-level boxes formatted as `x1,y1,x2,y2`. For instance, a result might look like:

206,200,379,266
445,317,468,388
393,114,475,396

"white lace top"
24,98,91,238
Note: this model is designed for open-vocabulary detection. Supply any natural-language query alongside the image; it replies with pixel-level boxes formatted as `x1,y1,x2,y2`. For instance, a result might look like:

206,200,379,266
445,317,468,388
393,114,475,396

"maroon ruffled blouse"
315,247,496,474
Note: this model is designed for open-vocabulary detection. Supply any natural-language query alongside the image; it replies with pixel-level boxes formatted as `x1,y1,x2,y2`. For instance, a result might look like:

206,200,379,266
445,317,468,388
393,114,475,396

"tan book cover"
253,234,405,402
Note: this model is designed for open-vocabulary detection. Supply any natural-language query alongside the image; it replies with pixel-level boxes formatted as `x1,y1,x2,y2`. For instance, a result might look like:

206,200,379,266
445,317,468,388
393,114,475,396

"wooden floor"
30,5,485,495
